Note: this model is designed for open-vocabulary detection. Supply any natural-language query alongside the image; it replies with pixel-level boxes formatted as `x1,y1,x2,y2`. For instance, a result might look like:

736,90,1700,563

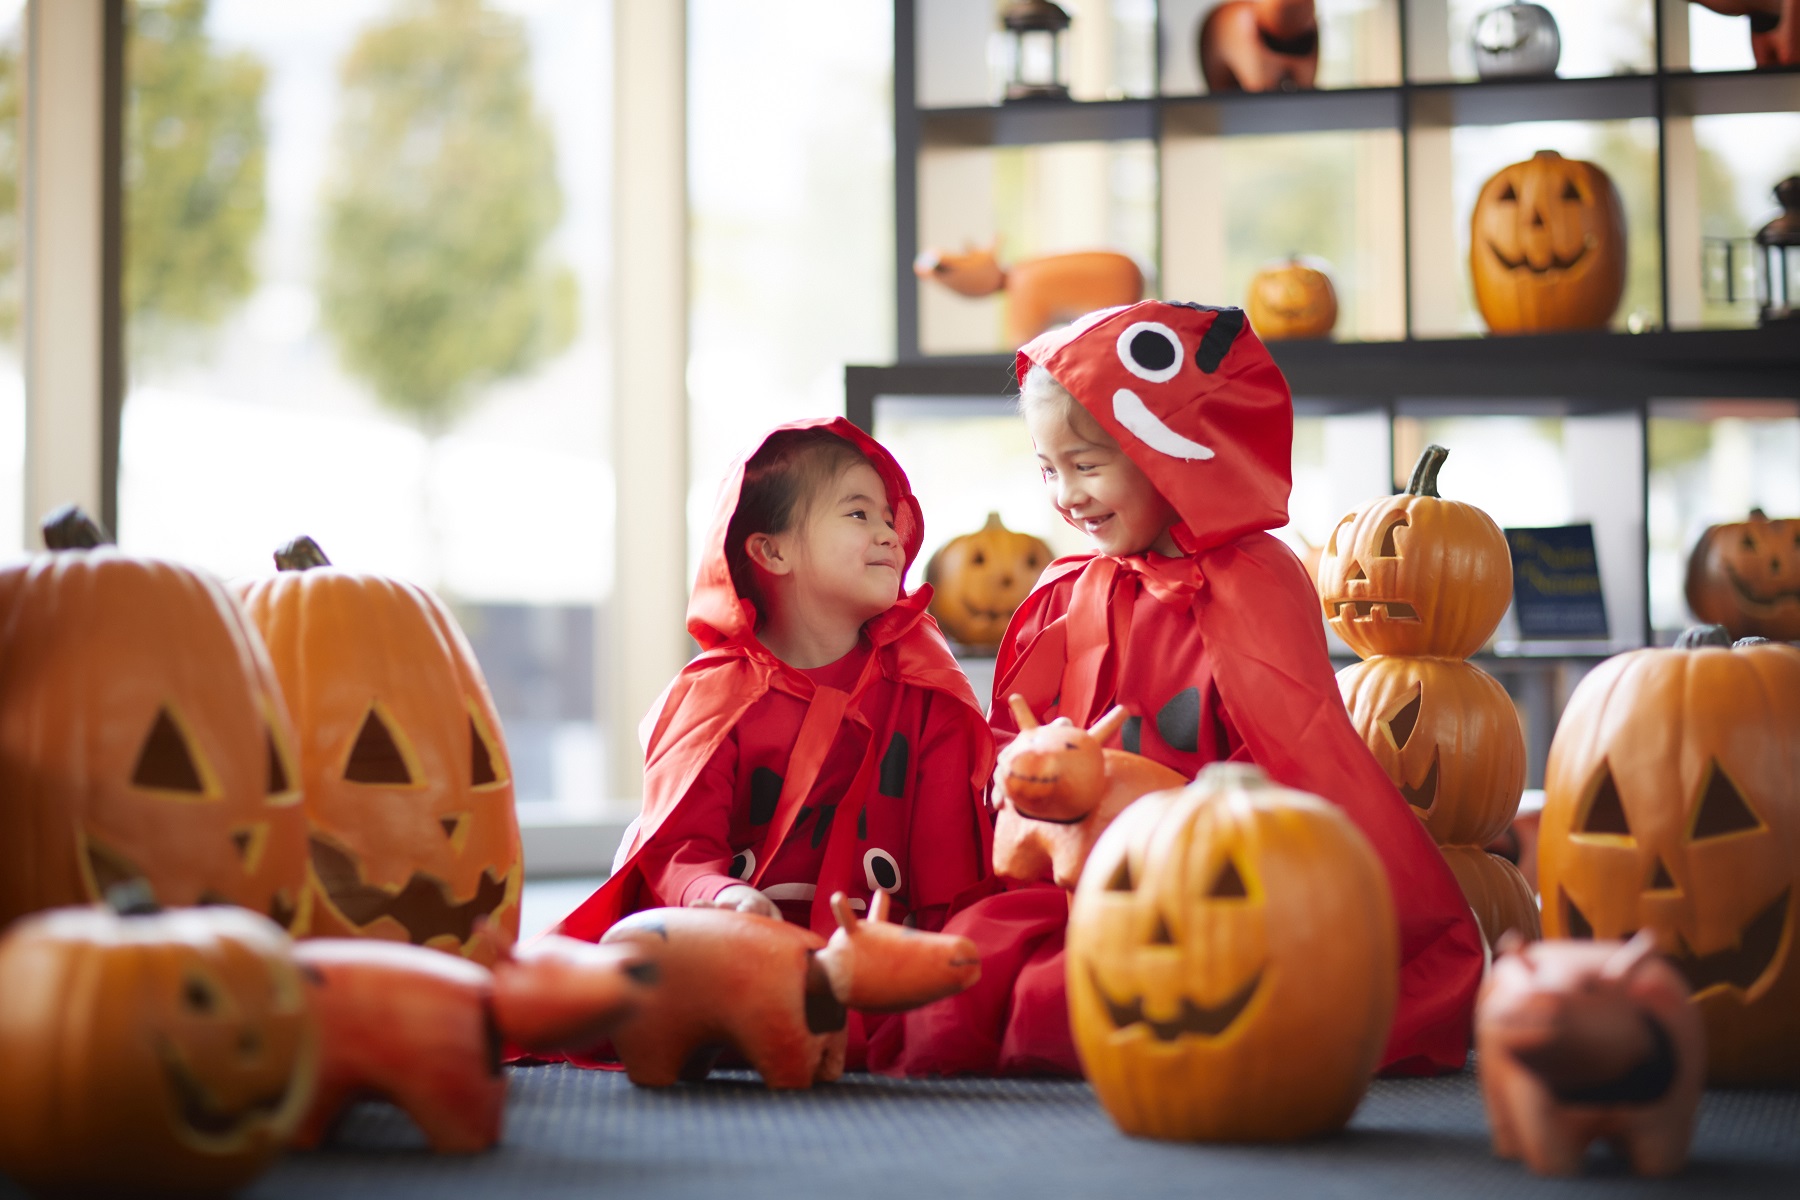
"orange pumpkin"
1684,508,1800,642
235,537,522,963
925,512,1053,650
1337,655,1525,847
1540,627,1800,1084
1470,150,1627,334
0,893,315,1196
1317,445,1513,660
1441,844,1541,947
0,508,307,932
1246,257,1338,341
1068,763,1396,1141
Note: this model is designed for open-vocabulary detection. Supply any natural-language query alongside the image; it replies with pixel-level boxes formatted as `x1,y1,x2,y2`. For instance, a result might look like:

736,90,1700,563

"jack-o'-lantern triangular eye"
1690,763,1761,840
1378,516,1408,557
1561,180,1581,202
134,708,205,793
1498,183,1517,202
1106,859,1135,893
345,708,412,785
1207,857,1248,899
471,717,498,787
1383,686,1423,751
266,728,290,795
1577,763,1631,837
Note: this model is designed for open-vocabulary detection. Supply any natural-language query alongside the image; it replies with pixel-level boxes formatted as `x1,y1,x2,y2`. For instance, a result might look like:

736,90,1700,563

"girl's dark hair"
725,428,873,612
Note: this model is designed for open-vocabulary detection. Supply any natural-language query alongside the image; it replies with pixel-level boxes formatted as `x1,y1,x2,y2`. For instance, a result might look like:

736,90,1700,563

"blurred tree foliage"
319,0,574,435
0,38,20,346
125,0,268,358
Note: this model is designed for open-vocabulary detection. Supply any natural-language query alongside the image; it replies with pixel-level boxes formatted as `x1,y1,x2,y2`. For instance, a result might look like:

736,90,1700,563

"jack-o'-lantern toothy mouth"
308,835,509,946
157,1037,297,1141
1485,236,1593,275
80,831,302,930
1330,600,1421,622
1088,967,1261,1040
1723,565,1800,611
1563,888,1790,998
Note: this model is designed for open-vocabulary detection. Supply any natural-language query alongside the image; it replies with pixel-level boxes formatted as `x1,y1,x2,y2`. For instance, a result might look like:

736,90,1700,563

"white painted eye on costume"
863,848,901,894
1115,321,1183,384
729,848,756,880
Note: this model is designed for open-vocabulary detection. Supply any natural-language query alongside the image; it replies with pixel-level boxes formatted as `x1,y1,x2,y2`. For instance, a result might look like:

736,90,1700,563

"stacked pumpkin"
1318,446,1539,946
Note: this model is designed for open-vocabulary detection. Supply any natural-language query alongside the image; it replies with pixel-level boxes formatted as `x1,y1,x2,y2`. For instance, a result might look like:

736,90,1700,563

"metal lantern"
1756,176,1800,324
1471,3,1561,80
1001,0,1071,102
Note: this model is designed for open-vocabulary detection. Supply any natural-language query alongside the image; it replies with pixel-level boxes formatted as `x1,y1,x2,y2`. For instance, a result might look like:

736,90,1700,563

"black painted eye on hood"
1116,321,1183,383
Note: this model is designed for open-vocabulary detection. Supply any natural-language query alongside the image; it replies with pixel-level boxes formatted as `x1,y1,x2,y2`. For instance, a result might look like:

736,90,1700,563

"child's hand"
698,885,778,919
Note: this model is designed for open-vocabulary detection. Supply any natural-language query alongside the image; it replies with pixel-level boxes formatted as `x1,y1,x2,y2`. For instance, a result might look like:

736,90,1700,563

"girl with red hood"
547,418,997,1067
874,301,1484,1078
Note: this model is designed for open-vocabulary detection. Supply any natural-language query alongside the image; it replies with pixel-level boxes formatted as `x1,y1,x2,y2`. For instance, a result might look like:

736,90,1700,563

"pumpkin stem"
1749,508,1767,522
104,880,161,917
275,536,333,571
42,505,113,550
1404,445,1450,499
983,511,1004,530
1674,625,1732,650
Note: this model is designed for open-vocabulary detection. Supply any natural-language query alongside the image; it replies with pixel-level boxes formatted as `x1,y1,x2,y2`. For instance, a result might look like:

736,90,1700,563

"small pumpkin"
1440,844,1541,947
234,537,522,963
1470,150,1627,334
1684,508,1800,642
925,513,1053,650
1317,445,1513,660
1246,257,1338,341
0,508,307,932
1540,626,1800,1085
0,890,315,1196
1337,655,1526,847
1068,763,1396,1141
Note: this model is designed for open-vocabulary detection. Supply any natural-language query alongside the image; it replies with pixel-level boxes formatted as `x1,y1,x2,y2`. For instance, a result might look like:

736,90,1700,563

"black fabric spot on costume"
868,853,899,891
879,733,911,798
749,767,783,825
811,804,836,849
1120,715,1142,755
857,808,868,840
1194,308,1245,374
1156,687,1201,754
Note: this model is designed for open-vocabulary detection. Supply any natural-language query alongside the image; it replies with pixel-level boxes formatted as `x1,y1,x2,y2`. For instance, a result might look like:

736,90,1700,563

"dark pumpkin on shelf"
1684,508,1800,642
1470,150,1627,334
1246,257,1338,341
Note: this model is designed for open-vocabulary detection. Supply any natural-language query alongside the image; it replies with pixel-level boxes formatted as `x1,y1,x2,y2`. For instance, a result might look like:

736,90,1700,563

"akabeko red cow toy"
600,892,979,1088
914,242,1145,348
292,931,651,1152
1477,932,1704,1178
992,695,1187,889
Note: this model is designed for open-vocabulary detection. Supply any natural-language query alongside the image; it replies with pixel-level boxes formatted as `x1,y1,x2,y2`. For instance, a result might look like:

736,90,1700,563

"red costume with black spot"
541,418,998,1068
874,302,1484,1077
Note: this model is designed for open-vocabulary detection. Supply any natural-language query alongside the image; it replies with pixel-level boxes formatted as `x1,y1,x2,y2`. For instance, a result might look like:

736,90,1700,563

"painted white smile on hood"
1112,388,1215,461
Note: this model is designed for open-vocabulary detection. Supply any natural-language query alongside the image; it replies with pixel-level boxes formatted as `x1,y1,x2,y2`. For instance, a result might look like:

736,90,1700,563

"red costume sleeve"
630,728,744,908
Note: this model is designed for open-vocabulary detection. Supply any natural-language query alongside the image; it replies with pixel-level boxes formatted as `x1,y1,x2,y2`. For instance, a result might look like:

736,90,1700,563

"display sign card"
1505,524,1609,640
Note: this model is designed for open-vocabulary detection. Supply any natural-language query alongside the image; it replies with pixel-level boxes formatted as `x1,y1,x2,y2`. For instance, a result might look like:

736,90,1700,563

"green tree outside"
318,0,574,437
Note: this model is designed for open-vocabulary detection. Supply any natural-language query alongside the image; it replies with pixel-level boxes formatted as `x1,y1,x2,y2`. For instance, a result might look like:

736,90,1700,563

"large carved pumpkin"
1540,628,1800,1084
0,508,307,933
1246,257,1337,341
0,895,315,1196
1068,763,1396,1141
1471,150,1627,334
1338,655,1525,847
1684,508,1800,642
925,512,1053,650
235,538,522,963
1441,844,1541,946
1317,445,1513,660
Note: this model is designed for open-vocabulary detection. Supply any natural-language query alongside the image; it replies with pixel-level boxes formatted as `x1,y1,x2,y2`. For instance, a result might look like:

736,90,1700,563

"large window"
120,0,614,822
0,0,22,557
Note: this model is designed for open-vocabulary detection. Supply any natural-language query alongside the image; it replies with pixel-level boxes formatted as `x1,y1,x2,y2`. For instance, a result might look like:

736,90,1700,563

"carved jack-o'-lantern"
1471,150,1627,334
1246,257,1338,341
1338,655,1526,847
1685,508,1800,642
1068,763,1396,1141
235,538,522,962
1540,629,1800,1084
0,896,315,1196
1318,445,1513,660
0,508,307,932
925,513,1053,649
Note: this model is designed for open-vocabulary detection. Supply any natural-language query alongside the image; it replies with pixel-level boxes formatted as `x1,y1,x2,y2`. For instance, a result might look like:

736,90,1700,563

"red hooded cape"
880,303,1483,1077
539,418,998,1067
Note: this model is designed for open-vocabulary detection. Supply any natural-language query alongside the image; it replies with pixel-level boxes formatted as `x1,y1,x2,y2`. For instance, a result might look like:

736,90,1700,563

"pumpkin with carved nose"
0,891,316,1197
0,508,308,932
1246,257,1338,341
926,513,1053,650
234,537,522,963
1067,763,1397,1141
1540,627,1800,1085
1318,445,1513,660
1684,508,1800,642
1470,149,1627,334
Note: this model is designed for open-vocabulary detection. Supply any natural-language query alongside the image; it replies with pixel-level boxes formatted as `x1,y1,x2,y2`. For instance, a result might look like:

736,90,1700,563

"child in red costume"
876,301,1484,1078
545,418,996,1068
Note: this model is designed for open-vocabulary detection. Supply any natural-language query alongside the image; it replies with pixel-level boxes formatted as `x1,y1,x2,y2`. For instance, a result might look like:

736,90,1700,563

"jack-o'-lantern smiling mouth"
157,1037,297,1140
308,835,509,946
1723,565,1800,610
1088,967,1261,1040
1563,888,1790,998
1330,599,1421,622
1485,235,1593,275
80,829,302,930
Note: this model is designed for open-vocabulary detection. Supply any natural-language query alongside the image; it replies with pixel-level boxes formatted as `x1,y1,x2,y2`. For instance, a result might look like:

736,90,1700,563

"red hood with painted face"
1017,301,1292,554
